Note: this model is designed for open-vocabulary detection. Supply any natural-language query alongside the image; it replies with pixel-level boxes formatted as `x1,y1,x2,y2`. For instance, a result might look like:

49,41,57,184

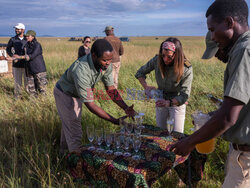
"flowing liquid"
195,138,216,154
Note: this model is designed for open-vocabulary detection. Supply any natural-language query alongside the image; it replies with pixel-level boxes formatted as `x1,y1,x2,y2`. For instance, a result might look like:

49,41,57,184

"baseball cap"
25,30,36,37
202,31,219,59
103,26,113,32
14,23,25,30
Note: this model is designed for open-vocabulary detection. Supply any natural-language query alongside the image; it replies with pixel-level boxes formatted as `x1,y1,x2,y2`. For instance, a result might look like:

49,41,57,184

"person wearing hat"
202,31,229,63
54,39,135,154
171,0,250,187
25,30,47,96
14,30,47,97
6,23,27,99
104,26,124,89
135,37,193,133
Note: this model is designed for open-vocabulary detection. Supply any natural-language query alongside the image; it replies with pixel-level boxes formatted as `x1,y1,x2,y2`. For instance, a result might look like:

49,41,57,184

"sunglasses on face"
85,41,91,43
161,53,175,60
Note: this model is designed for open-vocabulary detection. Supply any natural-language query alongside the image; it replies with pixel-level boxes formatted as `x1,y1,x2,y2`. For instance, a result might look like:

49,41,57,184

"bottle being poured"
150,89,164,110
191,111,216,154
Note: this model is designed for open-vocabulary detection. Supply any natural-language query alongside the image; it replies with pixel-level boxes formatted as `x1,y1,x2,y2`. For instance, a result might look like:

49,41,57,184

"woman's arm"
174,66,193,105
135,55,157,80
27,42,43,61
135,56,158,97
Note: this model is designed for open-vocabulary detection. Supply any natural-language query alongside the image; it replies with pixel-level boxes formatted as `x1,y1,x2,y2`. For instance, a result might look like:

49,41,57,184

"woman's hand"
144,86,156,98
13,54,21,59
155,99,170,107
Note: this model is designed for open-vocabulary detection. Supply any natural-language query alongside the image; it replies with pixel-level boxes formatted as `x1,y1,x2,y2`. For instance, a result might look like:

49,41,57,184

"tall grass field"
0,36,228,187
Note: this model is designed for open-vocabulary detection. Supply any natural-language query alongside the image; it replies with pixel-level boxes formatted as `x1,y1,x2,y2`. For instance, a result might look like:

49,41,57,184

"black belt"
232,143,250,152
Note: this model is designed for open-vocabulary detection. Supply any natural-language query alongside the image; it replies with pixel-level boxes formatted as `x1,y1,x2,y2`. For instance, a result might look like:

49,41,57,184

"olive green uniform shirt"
222,31,250,145
57,54,114,103
135,55,193,105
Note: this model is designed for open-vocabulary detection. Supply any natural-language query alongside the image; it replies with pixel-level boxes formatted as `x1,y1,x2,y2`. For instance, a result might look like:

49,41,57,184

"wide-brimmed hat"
14,23,25,30
202,31,219,59
103,26,113,32
25,30,36,37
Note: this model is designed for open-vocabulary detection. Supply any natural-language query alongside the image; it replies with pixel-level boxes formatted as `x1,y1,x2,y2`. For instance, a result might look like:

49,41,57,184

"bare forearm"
138,77,148,89
112,97,128,111
106,87,128,110
187,99,243,146
84,102,118,124
188,112,232,146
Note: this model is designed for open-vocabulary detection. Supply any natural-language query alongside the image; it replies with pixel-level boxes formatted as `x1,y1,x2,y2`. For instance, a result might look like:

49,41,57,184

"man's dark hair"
83,36,90,41
91,39,113,58
206,0,249,26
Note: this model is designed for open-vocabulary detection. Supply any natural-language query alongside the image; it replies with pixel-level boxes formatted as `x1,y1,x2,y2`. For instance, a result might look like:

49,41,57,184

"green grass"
0,36,228,187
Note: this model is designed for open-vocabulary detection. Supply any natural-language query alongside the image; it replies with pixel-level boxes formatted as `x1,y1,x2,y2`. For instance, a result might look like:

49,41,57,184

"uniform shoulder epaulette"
184,60,192,68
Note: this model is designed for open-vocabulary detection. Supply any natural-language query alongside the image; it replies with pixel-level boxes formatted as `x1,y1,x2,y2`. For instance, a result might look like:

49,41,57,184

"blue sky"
1,0,250,37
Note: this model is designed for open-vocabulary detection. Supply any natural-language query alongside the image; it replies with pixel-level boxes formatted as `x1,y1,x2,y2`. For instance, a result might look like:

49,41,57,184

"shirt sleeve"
224,48,250,104
102,64,114,87
6,38,13,57
27,42,42,60
78,46,86,59
73,65,94,103
135,56,157,79
174,66,193,105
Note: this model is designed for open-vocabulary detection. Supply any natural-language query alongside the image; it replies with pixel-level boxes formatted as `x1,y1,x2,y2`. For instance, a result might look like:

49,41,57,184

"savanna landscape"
0,36,228,187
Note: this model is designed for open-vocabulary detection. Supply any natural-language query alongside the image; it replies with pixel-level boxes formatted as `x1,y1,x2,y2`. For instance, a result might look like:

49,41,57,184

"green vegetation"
0,36,228,187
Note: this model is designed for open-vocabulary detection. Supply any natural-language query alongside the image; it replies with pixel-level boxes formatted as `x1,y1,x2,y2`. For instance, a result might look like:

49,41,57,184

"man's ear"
225,16,235,29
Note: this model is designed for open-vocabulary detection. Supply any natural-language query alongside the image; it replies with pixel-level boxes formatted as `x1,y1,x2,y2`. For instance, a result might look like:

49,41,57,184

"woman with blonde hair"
135,37,193,133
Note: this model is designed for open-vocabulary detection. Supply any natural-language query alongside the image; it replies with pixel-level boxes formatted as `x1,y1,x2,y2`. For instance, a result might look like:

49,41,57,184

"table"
66,124,207,187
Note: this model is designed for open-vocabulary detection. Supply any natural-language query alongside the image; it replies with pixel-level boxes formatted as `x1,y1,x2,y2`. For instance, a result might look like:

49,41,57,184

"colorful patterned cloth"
66,124,207,187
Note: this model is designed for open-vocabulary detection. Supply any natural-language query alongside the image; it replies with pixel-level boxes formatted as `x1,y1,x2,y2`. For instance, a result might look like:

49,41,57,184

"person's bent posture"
135,37,193,133
171,1,250,187
54,39,135,154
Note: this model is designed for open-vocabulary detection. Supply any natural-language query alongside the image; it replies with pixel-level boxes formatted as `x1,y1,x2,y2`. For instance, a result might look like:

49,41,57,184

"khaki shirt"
135,55,193,105
222,31,250,145
104,35,124,63
57,54,114,103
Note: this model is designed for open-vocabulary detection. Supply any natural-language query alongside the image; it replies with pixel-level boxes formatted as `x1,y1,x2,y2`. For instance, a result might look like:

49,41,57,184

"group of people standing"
6,23,47,98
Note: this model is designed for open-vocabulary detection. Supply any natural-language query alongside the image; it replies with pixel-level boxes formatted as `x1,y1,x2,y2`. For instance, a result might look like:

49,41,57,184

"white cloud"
147,12,203,19
0,0,210,36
